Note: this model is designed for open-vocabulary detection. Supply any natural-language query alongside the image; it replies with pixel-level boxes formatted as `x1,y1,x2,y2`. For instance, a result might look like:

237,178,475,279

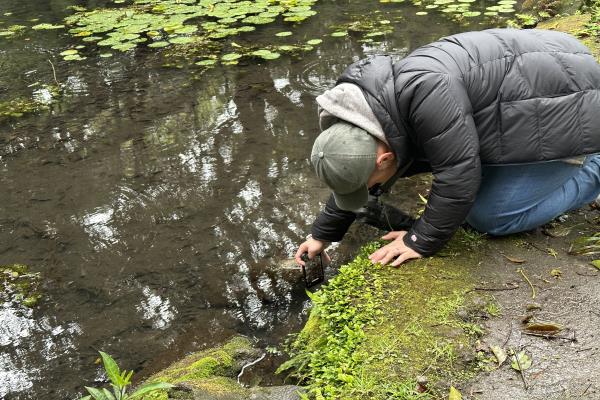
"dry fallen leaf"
550,268,562,278
546,247,559,258
449,386,463,400
511,351,532,371
525,321,563,335
490,345,507,366
504,255,526,264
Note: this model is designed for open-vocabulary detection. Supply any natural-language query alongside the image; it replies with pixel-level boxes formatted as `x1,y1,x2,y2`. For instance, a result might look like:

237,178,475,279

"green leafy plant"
81,351,173,400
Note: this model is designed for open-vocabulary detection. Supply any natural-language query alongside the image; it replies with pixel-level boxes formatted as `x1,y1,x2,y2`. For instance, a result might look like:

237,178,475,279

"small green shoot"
80,351,173,400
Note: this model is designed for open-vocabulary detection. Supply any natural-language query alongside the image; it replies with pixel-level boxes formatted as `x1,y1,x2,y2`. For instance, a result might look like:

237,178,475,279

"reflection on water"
0,303,82,398
0,0,496,398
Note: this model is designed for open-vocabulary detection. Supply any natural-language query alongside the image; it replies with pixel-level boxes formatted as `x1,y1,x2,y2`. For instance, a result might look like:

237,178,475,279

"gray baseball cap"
311,122,377,211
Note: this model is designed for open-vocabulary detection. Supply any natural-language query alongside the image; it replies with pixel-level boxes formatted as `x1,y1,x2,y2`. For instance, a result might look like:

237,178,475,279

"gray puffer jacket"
312,28,600,256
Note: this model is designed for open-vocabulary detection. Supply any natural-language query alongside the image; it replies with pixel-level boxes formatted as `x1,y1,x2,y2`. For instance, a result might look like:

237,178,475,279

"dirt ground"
460,208,600,400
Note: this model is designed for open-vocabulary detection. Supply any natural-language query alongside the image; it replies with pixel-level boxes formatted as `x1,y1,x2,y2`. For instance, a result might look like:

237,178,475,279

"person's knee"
466,212,514,236
465,211,495,234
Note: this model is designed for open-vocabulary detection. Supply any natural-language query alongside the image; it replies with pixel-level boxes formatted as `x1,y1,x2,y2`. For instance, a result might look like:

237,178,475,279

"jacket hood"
335,55,413,171
316,83,389,146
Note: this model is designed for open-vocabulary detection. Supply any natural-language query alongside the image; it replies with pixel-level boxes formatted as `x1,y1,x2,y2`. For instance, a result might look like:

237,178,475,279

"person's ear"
376,152,395,170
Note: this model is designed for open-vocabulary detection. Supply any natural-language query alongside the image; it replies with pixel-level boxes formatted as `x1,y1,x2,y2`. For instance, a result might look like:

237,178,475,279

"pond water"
0,1,502,398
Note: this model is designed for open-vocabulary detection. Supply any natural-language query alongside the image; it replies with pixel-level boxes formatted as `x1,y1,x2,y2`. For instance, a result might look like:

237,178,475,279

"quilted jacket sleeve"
402,72,481,256
311,194,357,242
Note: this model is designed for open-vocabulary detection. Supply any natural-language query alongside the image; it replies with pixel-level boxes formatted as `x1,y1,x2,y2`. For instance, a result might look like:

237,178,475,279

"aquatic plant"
408,0,516,22
61,0,319,63
0,85,60,122
1,264,41,308
81,351,173,400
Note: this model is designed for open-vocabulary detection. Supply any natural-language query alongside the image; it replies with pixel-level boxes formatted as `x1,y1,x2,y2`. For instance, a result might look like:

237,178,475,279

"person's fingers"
390,253,410,267
322,250,331,265
381,231,402,241
369,247,387,263
295,244,307,266
379,248,401,266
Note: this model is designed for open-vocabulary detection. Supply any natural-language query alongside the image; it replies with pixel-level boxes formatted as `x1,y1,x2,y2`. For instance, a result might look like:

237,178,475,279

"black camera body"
301,252,324,288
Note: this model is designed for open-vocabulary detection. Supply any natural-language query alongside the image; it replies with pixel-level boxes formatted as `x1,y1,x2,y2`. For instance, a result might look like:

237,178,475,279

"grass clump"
278,236,488,399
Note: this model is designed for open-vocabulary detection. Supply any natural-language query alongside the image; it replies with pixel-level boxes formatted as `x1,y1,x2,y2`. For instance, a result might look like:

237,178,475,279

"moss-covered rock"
1,264,42,307
139,336,303,400
278,231,494,399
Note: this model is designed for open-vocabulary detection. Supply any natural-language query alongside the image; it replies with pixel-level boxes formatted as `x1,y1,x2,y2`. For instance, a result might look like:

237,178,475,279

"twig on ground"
521,331,577,342
575,271,599,277
48,59,59,87
575,347,594,353
502,321,513,347
510,347,529,390
469,283,519,292
580,383,592,398
518,268,536,299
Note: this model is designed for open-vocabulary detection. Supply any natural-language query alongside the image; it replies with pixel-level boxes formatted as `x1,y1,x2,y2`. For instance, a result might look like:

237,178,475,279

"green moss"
1,264,42,307
278,232,490,399
139,336,258,400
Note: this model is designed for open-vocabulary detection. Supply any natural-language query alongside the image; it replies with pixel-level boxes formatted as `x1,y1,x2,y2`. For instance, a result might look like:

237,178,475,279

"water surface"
0,1,497,398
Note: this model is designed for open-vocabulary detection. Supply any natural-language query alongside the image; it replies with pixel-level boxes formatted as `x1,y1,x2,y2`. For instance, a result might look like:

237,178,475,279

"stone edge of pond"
136,335,304,400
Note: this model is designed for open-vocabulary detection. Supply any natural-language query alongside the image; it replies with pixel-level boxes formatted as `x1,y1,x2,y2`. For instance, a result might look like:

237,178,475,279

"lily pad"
462,11,481,17
99,53,113,58
221,52,242,61
60,49,79,56
331,31,348,37
169,36,195,44
148,41,170,48
64,54,86,61
32,23,65,30
195,59,217,66
251,49,281,59
174,25,198,34
306,38,322,45
416,11,428,15
275,31,293,37
82,36,103,42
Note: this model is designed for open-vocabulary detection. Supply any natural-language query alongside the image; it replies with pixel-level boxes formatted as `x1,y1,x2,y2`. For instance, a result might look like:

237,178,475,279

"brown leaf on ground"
504,255,526,264
524,321,564,335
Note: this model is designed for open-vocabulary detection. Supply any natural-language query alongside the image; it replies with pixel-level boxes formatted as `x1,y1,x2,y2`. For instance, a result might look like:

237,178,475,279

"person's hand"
294,237,331,267
368,231,422,267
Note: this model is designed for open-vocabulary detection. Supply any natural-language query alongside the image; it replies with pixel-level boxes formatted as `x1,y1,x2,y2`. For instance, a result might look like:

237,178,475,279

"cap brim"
333,185,369,212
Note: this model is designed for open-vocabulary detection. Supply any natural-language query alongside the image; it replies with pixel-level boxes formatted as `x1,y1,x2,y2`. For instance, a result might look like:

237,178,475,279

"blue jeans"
466,155,600,235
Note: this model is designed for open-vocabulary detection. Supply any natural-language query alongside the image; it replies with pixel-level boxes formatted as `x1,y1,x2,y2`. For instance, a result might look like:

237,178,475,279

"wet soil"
460,208,600,399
